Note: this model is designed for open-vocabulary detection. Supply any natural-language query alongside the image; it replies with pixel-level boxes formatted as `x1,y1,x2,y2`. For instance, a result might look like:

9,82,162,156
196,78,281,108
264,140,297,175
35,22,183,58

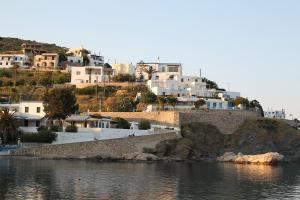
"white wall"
53,128,154,144
19,101,45,117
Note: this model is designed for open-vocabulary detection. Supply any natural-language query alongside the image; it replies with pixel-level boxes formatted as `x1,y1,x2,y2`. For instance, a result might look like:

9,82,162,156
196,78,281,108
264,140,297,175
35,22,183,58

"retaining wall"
96,110,257,134
10,132,178,158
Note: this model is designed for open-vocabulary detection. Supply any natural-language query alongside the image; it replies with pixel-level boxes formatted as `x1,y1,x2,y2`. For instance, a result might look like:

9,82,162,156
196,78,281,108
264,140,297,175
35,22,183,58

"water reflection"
1,158,300,199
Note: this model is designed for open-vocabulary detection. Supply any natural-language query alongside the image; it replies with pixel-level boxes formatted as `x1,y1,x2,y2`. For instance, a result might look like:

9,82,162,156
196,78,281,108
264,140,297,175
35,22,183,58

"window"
168,66,179,72
37,107,41,113
36,121,40,127
161,67,165,72
181,78,184,82
76,71,81,75
25,107,29,113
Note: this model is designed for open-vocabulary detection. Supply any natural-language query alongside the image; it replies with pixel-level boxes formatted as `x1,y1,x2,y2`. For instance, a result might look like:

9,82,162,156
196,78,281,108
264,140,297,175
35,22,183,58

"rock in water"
217,152,284,165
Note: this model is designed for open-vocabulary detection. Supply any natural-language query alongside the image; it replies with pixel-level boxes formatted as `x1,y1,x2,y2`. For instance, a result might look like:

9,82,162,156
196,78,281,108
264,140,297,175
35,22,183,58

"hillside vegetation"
0,36,66,53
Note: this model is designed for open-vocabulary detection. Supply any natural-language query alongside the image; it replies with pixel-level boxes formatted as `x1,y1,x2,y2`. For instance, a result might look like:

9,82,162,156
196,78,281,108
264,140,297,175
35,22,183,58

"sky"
0,0,299,119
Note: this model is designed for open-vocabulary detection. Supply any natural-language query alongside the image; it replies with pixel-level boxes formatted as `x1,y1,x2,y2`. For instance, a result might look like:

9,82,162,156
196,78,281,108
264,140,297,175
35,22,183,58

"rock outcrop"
217,152,284,165
123,152,160,161
147,119,300,162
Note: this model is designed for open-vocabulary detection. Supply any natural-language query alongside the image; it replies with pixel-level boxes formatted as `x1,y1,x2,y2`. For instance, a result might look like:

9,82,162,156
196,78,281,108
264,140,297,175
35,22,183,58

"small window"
76,71,81,75
25,107,29,113
36,121,40,127
37,107,41,113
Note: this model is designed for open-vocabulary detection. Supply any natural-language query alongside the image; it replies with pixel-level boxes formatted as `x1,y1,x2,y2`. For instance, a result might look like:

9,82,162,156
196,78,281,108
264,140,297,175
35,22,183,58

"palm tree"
0,108,18,144
142,65,157,80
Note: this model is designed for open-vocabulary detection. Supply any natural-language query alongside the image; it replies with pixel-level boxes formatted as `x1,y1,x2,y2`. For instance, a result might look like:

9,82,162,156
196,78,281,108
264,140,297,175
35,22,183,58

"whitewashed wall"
53,128,154,144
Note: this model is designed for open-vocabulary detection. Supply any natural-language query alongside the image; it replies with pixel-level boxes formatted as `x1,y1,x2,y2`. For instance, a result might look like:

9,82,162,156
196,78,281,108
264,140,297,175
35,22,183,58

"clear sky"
1,0,299,119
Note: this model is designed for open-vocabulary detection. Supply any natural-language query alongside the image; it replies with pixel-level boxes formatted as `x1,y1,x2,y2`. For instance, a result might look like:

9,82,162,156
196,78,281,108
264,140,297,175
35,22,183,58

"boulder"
217,152,284,165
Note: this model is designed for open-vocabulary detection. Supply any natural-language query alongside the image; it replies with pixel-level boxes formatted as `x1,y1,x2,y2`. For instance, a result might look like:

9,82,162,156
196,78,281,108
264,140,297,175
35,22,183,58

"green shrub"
16,79,26,86
29,80,37,86
49,125,62,132
0,70,12,78
138,120,151,130
113,117,130,129
0,80,3,87
6,80,13,87
27,73,34,77
65,125,78,132
20,130,57,143
37,125,48,132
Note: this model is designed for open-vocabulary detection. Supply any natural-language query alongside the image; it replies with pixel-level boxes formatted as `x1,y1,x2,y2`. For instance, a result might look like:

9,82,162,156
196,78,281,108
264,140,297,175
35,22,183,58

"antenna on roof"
157,56,160,63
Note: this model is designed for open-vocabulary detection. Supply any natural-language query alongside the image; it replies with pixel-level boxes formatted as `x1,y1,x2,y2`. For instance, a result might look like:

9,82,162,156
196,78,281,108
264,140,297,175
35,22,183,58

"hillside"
0,36,67,53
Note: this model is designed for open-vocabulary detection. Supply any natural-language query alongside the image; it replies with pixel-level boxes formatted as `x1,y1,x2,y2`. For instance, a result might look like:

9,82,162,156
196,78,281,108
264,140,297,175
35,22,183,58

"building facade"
112,63,135,75
264,109,286,119
136,62,182,80
70,66,113,84
0,54,29,68
34,53,59,70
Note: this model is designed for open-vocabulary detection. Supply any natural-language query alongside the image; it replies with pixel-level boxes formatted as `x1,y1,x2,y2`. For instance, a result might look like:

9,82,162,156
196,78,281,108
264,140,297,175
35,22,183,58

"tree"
140,91,157,104
43,87,78,121
103,97,117,112
194,99,206,109
166,96,178,110
142,65,157,80
116,95,134,112
113,117,130,129
249,100,264,117
83,55,90,66
0,108,18,144
138,120,151,130
233,97,249,109
158,96,167,111
136,102,148,112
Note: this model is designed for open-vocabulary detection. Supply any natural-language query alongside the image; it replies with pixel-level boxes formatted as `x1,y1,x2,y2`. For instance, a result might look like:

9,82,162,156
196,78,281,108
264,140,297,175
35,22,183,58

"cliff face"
148,119,300,161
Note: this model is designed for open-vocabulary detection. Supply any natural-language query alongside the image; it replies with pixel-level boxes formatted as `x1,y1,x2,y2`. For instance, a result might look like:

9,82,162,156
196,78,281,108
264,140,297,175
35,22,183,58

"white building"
218,91,241,99
264,109,286,119
70,66,113,84
0,54,29,68
136,62,182,80
65,114,112,129
112,63,135,75
67,56,83,66
66,47,104,66
0,101,46,132
148,74,214,97
205,98,230,110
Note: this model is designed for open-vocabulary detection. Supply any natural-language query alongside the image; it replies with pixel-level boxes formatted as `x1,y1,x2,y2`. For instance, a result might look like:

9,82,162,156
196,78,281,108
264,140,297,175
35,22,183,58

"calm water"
0,158,300,200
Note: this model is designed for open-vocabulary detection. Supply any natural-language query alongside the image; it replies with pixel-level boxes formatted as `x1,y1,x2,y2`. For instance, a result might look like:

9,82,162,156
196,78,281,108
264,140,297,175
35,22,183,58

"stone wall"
10,132,178,158
94,111,179,126
96,110,257,134
178,110,257,134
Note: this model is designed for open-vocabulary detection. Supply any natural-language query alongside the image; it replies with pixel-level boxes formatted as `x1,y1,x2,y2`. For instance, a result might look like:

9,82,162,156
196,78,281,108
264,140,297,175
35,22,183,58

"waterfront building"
65,114,112,129
112,63,135,75
0,101,46,132
0,54,29,68
34,53,59,70
70,65,113,84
